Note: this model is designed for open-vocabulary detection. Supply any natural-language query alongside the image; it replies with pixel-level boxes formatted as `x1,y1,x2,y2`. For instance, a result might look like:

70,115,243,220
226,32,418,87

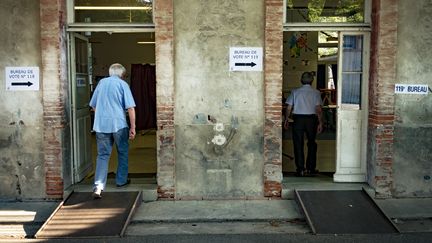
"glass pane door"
334,32,369,182
341,35,363,108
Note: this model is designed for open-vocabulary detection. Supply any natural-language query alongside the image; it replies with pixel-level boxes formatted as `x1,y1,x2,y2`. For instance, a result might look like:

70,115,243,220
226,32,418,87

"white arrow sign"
229,47,263,72
5,67,40,91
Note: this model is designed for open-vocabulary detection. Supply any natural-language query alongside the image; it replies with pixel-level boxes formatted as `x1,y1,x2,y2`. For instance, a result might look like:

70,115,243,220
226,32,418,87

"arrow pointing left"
12,82,33,87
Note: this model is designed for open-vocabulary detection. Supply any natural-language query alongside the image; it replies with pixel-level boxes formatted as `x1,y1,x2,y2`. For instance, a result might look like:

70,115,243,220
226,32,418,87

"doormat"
295,189,399,234
35,191,141,238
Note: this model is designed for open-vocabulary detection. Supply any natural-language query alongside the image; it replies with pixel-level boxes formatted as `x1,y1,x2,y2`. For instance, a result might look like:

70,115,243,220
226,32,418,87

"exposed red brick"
155,0,175,199
264,181,282,197
263,0,284,198
40,1,67,199
367,0,398,198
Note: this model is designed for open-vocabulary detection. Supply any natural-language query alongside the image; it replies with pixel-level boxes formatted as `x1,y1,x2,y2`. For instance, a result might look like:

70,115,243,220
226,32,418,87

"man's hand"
317,122,323,134
129,127,136,140
127,107,136,140
284,119,290,130
284,105,293,130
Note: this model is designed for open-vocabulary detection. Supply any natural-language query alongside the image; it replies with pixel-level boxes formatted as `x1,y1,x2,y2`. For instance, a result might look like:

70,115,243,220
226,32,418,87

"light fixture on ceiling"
74,6,152,10
137,41,155,44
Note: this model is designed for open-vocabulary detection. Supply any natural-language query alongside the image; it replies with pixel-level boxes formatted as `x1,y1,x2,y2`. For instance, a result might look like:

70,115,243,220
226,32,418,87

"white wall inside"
90,32,155,83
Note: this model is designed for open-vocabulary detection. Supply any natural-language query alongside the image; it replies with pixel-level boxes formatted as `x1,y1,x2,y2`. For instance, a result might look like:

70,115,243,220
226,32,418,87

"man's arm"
127,107,136,139
284,104,293,129
316,105,323,134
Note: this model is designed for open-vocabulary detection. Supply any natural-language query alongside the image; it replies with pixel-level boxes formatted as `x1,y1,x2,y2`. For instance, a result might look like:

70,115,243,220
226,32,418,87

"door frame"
66,28,156,185
282,28,371,182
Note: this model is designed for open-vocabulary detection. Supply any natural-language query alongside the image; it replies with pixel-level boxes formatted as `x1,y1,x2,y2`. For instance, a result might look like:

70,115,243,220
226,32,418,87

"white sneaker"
92,188,102,199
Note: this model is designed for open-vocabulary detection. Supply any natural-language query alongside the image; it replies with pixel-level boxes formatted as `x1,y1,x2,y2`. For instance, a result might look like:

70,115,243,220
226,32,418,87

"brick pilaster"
368,0,398,198
40,0,68,199
263,0,284,197
155,0,175,199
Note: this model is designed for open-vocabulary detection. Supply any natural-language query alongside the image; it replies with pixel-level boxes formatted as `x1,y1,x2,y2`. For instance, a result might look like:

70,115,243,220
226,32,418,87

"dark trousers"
292,114,318,172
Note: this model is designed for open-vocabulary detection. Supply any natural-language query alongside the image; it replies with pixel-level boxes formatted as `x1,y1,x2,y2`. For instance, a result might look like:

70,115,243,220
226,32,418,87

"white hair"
109,63,126,78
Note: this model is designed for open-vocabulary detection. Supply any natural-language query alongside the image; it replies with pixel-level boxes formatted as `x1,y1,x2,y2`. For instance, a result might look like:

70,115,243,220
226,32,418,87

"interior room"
88,32,157,178
282,30,338,176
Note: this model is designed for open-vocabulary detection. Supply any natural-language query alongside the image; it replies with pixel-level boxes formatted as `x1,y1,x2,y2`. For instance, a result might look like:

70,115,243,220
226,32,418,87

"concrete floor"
90,129,157,175
84,128,344,201
92,128,338,175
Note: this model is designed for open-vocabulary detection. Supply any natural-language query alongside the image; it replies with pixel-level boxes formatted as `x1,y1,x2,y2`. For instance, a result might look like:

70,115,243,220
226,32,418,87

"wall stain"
196,0,246,42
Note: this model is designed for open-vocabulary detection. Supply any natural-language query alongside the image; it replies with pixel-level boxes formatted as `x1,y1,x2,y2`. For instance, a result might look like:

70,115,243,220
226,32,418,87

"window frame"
66,0,155,33
283,0,371,30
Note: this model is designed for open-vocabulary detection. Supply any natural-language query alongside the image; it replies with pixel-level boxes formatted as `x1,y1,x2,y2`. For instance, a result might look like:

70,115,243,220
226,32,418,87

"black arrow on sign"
12,82,33,87
235,62,256,67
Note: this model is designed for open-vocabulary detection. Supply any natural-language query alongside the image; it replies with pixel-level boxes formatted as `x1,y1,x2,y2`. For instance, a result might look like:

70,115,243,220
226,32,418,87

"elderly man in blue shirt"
90,63,136,199
284,72,323,177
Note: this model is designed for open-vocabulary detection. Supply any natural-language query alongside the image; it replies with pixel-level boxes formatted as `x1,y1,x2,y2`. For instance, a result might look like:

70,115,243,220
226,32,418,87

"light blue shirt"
286,84,322,115
89,76,136,133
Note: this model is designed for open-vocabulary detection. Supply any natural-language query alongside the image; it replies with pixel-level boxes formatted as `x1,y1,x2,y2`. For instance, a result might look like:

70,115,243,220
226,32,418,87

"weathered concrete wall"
393,0,432,197
174,0,265,199
0,1,45,200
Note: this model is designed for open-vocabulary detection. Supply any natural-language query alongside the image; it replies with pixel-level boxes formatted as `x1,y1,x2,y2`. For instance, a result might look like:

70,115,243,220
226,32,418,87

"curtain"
341,35,363,105
331,64,338,89
317,64,326,89
130,64,157,130
331,64,338,104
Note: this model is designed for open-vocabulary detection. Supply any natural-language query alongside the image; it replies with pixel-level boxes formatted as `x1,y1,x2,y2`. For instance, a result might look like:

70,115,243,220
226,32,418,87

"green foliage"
286,0,364,23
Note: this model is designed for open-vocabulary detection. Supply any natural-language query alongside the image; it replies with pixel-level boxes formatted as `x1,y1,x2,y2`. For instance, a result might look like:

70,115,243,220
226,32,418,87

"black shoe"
295,171,305,177
307,169,319,175
116,179,131,187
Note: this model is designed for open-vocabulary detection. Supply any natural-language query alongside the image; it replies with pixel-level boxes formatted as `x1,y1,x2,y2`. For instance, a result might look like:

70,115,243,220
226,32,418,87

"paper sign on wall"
395,84,429,95
229,47,263,72
5,67,40,91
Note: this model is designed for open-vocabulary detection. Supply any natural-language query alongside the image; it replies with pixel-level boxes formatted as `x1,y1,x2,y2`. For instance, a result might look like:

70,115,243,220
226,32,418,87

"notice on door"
229,47,263,72
395,84,429,95
5,67,40,91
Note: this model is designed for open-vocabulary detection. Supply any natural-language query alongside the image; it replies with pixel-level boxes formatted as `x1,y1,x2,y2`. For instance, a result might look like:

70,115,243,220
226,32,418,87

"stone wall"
0,1,45,200
393,0,432,197
173,0,266,199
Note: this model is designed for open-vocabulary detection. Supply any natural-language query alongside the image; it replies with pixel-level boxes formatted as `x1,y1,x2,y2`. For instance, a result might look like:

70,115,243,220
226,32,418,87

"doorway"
282,31,337,177
282,30,369,182
69,31,157,186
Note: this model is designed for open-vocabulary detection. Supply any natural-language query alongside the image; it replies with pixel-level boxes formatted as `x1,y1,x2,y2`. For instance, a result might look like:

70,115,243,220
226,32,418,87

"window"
285,0,366,24
341,35,363,105
73,0,153,24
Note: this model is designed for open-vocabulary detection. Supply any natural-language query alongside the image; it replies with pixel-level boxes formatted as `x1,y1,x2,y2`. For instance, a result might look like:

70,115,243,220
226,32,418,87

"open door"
70,33,93,183
334,32,370,182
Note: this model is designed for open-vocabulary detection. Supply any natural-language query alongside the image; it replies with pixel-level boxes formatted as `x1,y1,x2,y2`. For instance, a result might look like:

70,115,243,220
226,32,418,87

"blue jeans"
93,127,129,190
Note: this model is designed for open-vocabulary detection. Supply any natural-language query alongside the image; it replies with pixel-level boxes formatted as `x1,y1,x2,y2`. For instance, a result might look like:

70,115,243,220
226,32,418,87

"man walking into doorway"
284,72,323,177
90,63,136,199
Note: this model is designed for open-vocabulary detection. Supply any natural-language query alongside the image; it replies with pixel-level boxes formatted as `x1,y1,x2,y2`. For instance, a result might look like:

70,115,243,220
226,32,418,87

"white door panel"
334,32,369,182
70,33,93,183
338,116,361,169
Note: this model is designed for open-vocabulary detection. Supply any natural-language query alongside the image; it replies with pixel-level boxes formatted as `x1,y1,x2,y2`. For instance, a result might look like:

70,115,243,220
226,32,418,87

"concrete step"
0,202,58,239
131,200,303,223
69,178,158,202
281,175,374,199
